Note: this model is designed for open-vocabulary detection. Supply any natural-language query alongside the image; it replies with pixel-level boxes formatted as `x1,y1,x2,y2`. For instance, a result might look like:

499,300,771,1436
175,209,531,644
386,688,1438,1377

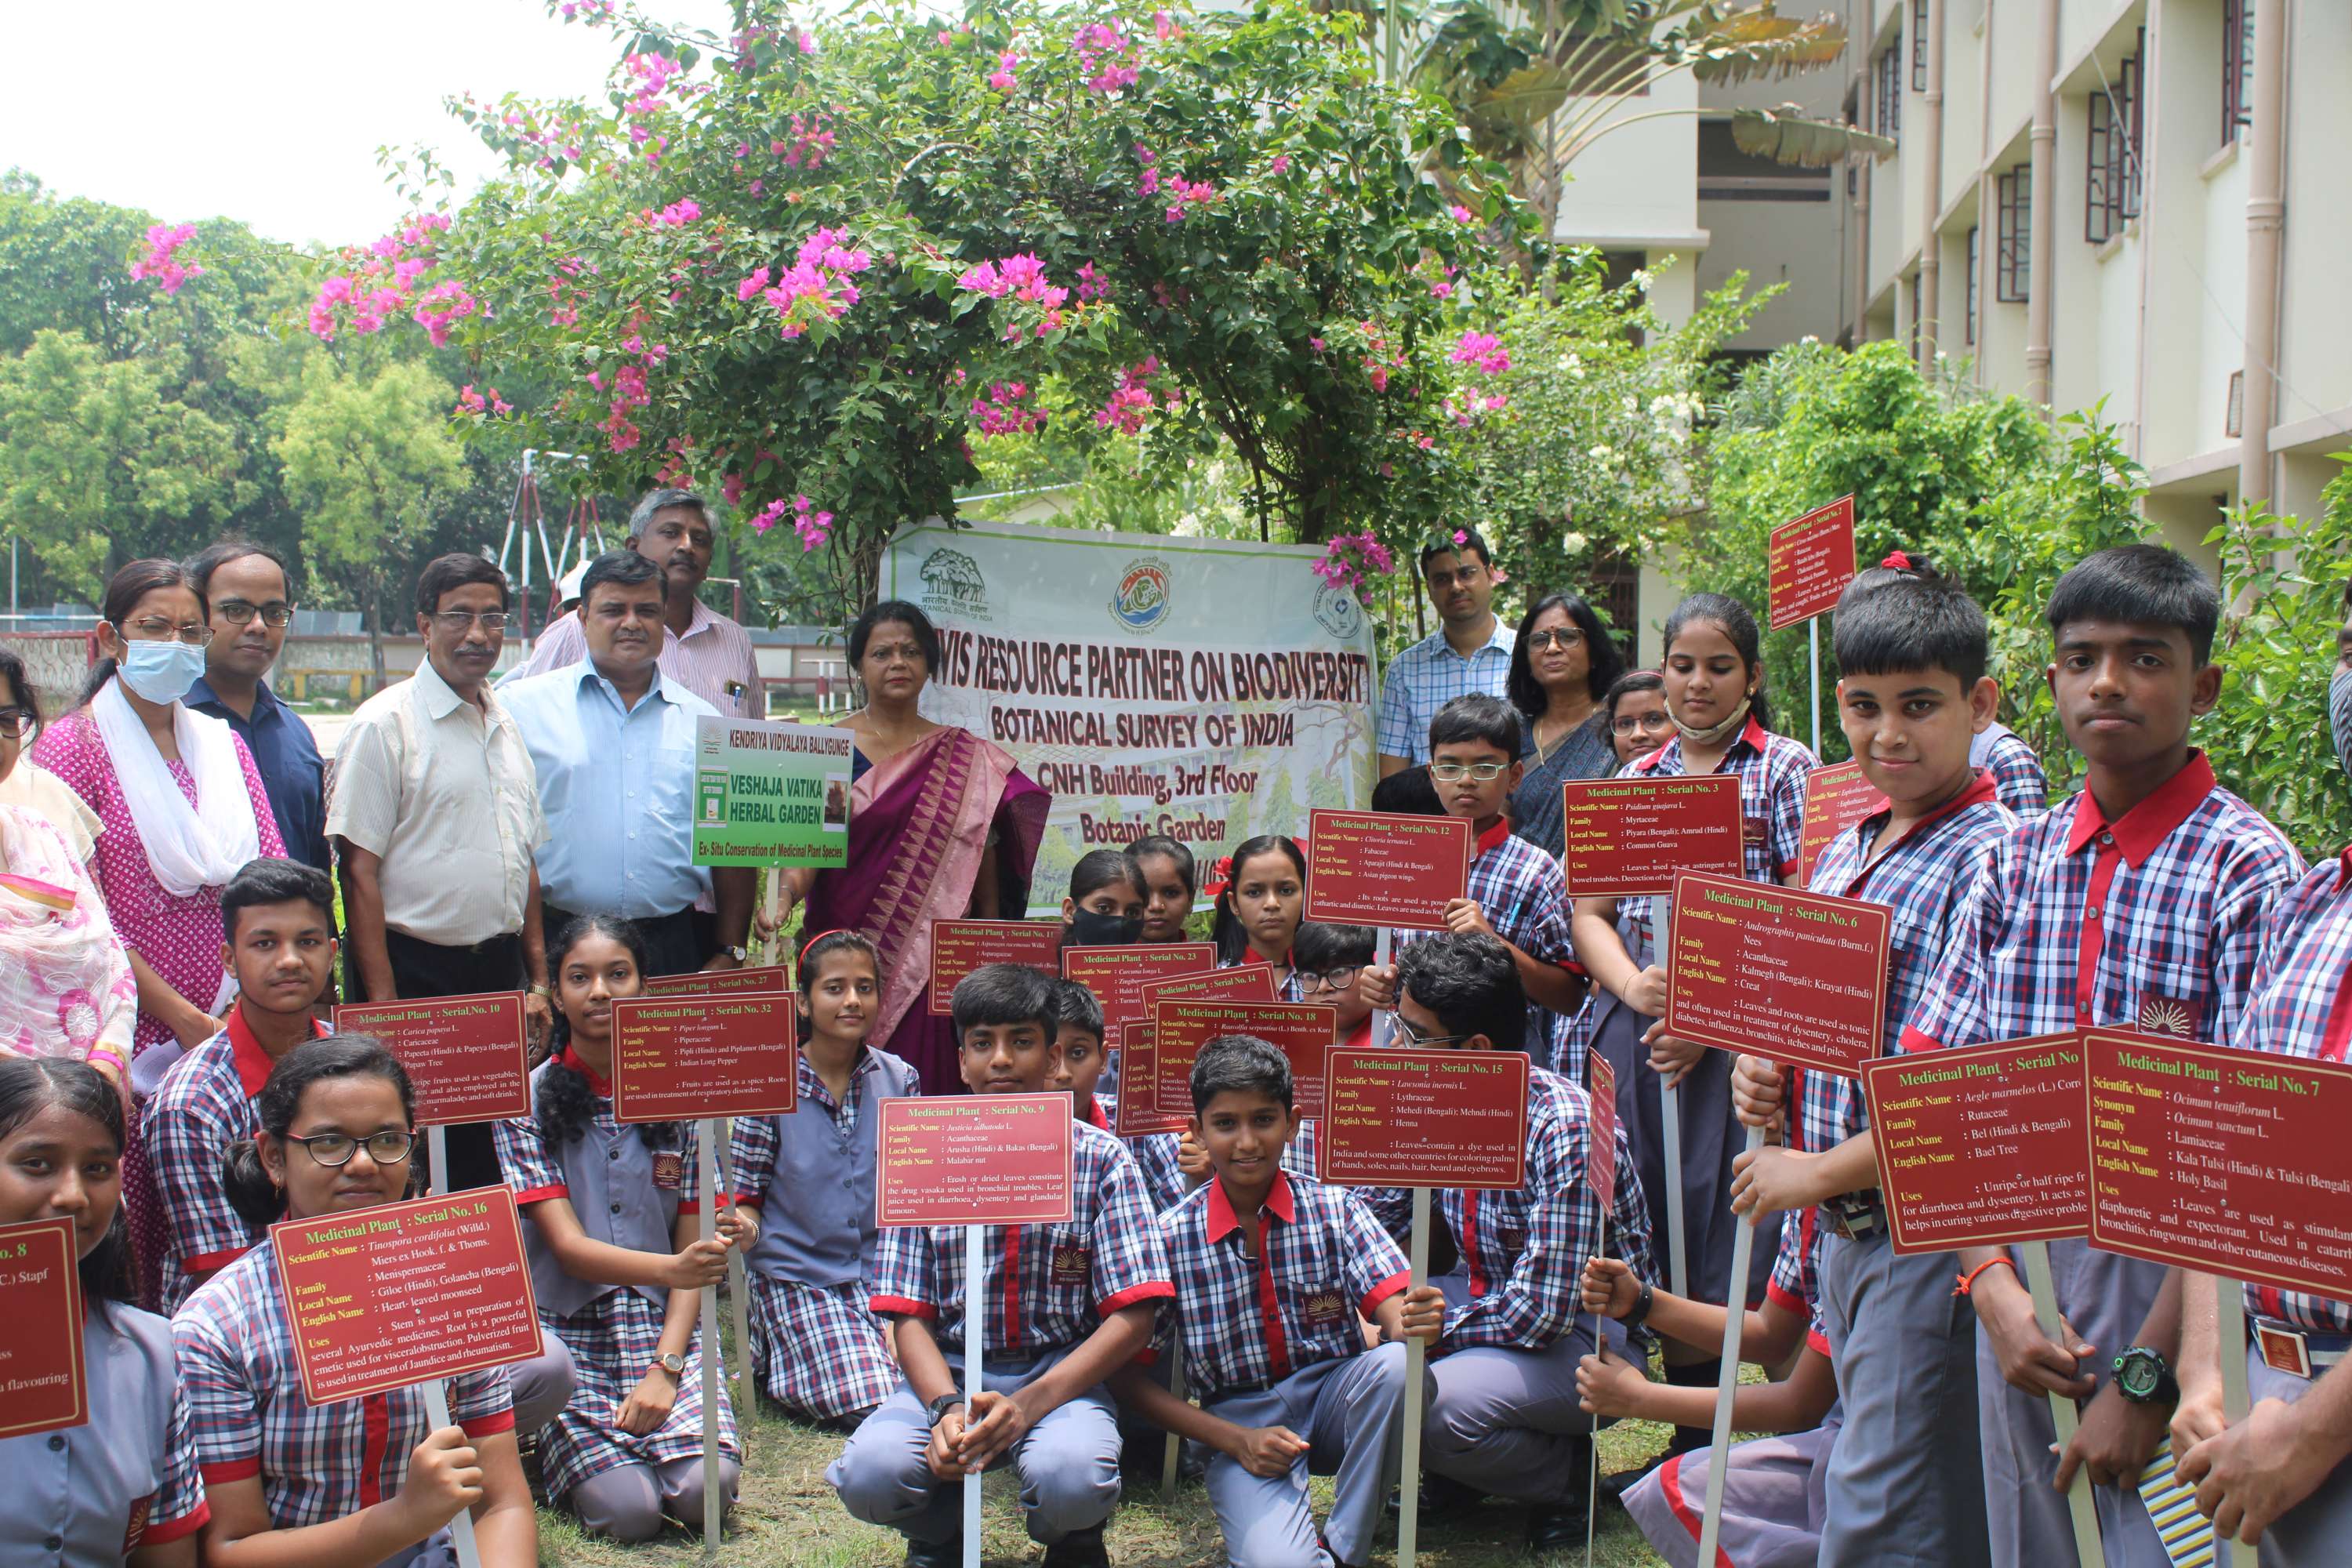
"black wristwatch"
1624,1281,1655,1330
924,1392,967,1428
2112,1346,2178,1406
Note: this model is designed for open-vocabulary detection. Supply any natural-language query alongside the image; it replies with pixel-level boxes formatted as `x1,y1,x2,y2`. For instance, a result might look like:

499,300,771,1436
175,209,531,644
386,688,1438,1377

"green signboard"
691,716,853,868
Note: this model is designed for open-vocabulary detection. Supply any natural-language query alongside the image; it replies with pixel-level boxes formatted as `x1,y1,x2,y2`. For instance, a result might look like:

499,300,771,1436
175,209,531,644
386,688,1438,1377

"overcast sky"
1,0,737,249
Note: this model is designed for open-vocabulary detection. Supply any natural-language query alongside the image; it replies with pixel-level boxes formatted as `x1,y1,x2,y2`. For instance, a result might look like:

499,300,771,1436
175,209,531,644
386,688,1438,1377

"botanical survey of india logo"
1110,557,1172,633
1312,580,1364,641
916,547,989,622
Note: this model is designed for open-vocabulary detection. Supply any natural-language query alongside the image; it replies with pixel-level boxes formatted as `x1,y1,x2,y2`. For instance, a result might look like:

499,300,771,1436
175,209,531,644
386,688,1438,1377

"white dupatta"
90,677,263,898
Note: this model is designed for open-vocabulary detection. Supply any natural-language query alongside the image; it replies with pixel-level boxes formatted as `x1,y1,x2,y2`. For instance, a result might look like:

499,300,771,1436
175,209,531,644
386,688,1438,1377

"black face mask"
1067,907,1144,946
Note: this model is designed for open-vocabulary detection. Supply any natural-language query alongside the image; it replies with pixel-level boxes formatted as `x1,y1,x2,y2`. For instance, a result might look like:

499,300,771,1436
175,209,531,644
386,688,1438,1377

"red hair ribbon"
1202,855,1235,899
1881,550,1913,571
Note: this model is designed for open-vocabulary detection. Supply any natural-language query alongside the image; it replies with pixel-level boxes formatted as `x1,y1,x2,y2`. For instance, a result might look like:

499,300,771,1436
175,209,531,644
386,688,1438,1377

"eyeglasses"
0,709,37,741
1525,628,1584,652
1298,966,1362,992
1428,761,1511,783
1395,1014,1465,1048
1610,711,1675,735
284,1129,416,1167
216,601,296,629
118,617,214,647
430,610,510,634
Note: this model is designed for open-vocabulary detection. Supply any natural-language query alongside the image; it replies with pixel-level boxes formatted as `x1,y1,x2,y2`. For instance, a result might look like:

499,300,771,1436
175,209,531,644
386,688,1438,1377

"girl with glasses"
33,560,286,1308
1503,592,1629,859
172,1036,539,1568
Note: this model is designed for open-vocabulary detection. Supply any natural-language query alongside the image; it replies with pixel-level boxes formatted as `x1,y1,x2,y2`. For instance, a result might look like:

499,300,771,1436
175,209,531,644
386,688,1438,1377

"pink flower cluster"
130,223,203,295
989,51,1021,93
308,216,471,343
752,495,833,550
739,227,872,339
1153,9,1183,42
455,384,513,417
497,106,586,170
1094,358,1171,434
621,51,690,163
1450,330,1508,376
971,380,1048,435
1163,175,1219,223
557,0,614,18
1445,390,1509,426
1312,530,1396,605
411,279,478,347
775,113,834,169
645,198,701,227
1359,321,1403,393
1075,261,1109,301
1135,145,1159,197
956,253,1072,338
1072,21,1138,93
597,361,651,451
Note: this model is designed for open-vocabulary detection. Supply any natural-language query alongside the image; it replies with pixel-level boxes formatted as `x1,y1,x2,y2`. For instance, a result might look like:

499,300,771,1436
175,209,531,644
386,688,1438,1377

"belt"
1823,1189,1886,1241
2252,1319,2351,1378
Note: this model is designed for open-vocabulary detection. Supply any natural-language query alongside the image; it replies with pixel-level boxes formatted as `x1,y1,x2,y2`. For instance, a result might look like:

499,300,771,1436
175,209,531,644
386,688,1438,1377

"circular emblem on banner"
1313,581,1365,641
1110,558,1173,634
917,546,990,622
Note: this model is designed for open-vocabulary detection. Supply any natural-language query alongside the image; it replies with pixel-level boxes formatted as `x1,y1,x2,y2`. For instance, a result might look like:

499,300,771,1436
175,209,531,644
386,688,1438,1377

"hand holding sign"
1302,809,1471,930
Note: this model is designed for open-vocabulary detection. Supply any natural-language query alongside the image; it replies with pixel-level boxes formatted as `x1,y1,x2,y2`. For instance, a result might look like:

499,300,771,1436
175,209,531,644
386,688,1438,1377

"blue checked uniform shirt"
870,1119,1174,1356
1402,821,1581,1073
1156,1171,1412,1401
1975,727,2050,818
731,1046,922,1288
1375,622,1515,764
1765,1205,1832,1353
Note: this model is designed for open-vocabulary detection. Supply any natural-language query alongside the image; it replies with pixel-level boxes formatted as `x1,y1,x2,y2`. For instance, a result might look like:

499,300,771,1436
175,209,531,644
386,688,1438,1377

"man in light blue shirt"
500,550,757,976
1376,527,1516,775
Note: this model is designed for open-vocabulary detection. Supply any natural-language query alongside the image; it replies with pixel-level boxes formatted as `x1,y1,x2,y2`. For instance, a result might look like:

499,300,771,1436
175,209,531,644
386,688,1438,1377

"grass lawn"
532,1321,1687,1568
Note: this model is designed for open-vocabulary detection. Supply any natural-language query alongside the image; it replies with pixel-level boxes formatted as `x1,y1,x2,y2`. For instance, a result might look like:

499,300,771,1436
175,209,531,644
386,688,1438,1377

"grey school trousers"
1200,1344,1428,1568
1817,1227,1991,1566
827,1345,1120,1547
1420,1272,1628,1504
2246,1341,2352,1566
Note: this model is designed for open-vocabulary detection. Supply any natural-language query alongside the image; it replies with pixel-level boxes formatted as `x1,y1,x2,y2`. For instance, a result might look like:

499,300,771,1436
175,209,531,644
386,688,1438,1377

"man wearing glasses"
1375,528,1515,779
326,553,554,1192
185,542,328,870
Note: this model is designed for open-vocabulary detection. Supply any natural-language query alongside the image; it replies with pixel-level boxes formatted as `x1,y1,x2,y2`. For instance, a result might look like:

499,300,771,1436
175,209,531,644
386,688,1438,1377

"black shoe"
1420,1469,1487,1515
1042,1523,1110,1567
1524,1501,1590,1555
903,1536,960,1568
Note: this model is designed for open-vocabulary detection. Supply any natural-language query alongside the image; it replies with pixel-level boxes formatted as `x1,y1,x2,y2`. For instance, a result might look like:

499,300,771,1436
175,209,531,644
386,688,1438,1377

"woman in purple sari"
779,601,1047,1092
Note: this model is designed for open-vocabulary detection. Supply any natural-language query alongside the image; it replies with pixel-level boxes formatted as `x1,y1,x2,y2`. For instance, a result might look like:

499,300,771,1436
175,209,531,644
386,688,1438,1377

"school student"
1579,1212,1840,1568
2164,575,2352,1563
1569,592,1813,1454
0,1057,208,1568
1372,931,1653,1552
1294,920,1375,1054
1047,976,1117,1132
495,915,748,1541
1109,1034,1446,1568
172,1038,539,1568
828,963,1174,1568
1890,545,2303,1568
143,859,337,1310
1061,848,1148,949
1210,833,1306,996
730,929,919,1430
1128,834,1199,945
1725,572,2016,1567
1602,670,1672,768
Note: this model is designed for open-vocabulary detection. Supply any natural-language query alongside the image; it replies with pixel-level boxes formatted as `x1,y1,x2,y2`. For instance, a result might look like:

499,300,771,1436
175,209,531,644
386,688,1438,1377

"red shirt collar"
1082,1096,1109,1132
1205,1168,1297,1243
1857,768,2002,851
226,1005,329,1098
1474,817,1514,856
1737,713,1772,754
1628,713,1770,775
1340,1015,1373,1052
2063,751,2217,866
557,1045,613,1097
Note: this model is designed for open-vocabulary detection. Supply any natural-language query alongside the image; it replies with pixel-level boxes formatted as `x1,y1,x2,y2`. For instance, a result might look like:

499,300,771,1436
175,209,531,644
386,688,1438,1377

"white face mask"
115,637,208,706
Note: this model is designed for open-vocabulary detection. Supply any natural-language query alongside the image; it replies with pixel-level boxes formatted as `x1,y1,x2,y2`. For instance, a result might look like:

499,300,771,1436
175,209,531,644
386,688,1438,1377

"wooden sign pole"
1584,1200,1610,1568
1650,894,1687,1298
2022,1242,2106,1565
421,1380,484,1568
1694,1122,1766,1567
2213,1274,2258,1568
962,1223,985,1568
699,1124,723,1559
1396,1184,1432,1568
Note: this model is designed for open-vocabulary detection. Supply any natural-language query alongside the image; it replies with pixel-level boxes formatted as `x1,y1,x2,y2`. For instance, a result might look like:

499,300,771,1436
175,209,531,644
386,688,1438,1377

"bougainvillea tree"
321,0,1531,603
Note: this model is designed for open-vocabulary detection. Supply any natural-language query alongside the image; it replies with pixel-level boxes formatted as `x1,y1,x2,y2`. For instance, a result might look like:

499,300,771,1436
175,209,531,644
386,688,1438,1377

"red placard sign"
1113,1023,1167,1138
1318,1047,1530,1190
0,1217,86,1438
269,1188,543,1405
1149,1000,1338,1131
1796,762,1882,887
1664,870,1891,1078
1559,775,1744,900
609,994,800,1123
1861,1034,2091,1254
877,1094,1075,1228
332,993,530,1127
1588,1052,1620,1215
2083,1033,2352,1300
639,964,793,999
929,920,1065,1013
1138,964,1277,1010
1768,495,1857,630
1301,808,1472,931
1061,942,1218,1032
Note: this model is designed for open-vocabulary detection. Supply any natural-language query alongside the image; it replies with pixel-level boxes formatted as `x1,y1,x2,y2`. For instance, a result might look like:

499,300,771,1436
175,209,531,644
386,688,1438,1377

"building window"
1697,121,1832,201
1875,45,1901,140
1995,168,2031,303
2087,31,2144,244
1965,226,1980,345
2223,0,2256,145
1911,0,1929,92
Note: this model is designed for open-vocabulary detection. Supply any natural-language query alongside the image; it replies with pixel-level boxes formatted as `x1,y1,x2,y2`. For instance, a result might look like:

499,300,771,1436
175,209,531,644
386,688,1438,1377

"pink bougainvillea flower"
1450,203,1475,223
1269,154,1290,174
130,222,204,295
750,498,790,534
722,472,746,504
989,50,1021,93
1450,330,1509,376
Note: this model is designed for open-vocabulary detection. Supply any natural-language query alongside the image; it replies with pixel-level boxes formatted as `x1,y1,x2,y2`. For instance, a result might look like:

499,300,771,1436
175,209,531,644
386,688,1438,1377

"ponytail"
535,913,678,1152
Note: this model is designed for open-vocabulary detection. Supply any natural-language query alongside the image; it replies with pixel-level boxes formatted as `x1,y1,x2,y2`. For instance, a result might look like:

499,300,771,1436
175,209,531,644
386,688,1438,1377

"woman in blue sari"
1505,590,1627,858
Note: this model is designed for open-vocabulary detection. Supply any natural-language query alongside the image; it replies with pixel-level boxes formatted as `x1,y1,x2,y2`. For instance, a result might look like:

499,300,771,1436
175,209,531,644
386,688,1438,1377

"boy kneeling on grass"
1111,1034,1445,1568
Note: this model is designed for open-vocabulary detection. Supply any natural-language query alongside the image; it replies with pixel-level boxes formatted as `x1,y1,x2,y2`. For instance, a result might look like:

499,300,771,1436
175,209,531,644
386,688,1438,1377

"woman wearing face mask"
1059,848,1149,949
0,644,139,1083
0,1056,209,1568
34,559,285,1308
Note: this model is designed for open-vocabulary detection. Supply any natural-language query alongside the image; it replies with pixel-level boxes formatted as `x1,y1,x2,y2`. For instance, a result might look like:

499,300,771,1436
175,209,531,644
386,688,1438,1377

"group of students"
5,537,2352,1568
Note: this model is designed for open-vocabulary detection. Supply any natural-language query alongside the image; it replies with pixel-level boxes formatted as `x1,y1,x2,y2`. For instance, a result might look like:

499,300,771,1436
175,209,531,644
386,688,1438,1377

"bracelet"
1952,1257,2018,1298
1624,1280,1655,1329
527,984,553,1000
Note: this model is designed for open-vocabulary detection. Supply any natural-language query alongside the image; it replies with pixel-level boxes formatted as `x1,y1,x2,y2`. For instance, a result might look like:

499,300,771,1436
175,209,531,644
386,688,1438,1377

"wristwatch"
719,945,750,963
924,1392,967,1428
2112,1346,2178,1405
1624,1281,1655,1330
651,1352,687,1379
